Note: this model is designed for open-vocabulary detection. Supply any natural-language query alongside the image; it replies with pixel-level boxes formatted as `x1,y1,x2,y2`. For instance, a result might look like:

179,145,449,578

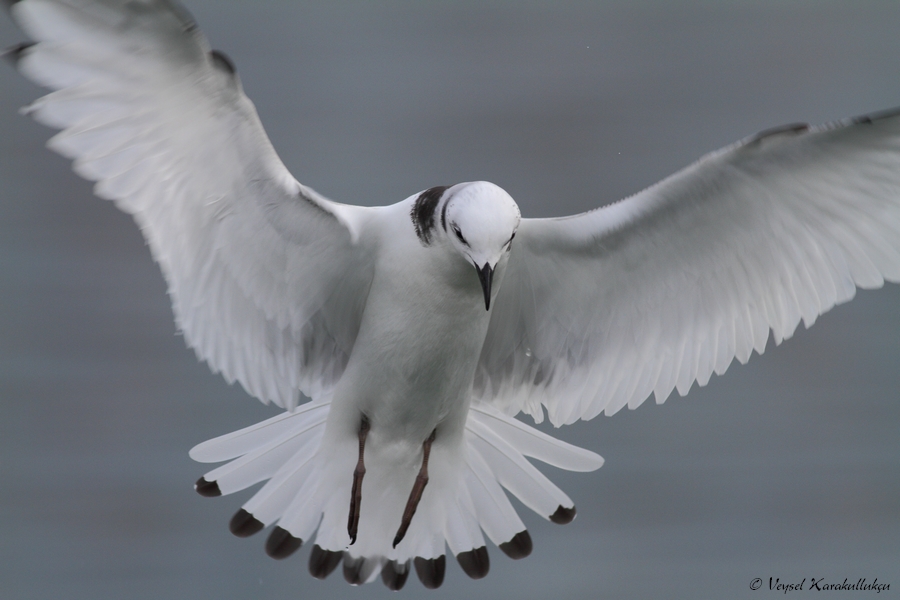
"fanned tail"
190,401,603,589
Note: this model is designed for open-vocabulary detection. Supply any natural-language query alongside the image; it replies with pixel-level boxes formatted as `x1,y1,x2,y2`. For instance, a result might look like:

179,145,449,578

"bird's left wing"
476,111,900,425
6,0,377,408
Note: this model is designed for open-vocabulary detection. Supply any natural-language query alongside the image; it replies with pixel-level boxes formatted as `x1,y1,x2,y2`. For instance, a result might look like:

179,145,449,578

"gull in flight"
6,0,900,591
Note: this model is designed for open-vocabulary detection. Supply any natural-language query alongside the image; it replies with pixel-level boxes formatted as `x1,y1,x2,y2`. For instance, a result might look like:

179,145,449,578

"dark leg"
347,415,369,545
393,429,437,548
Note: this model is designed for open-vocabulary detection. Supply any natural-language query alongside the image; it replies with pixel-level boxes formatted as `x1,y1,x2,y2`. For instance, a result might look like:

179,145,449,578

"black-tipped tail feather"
194,476,221,497
265,526,302,559
381,560,411,591
414,555,446,589
457,546,490,579
189,400,599,587
343,555,379,586
309,545,343,580
549,505,576,525
229,508,264,537
499,530,533,559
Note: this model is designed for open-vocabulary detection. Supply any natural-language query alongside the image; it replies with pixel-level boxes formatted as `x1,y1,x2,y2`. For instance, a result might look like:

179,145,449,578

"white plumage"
6,0,900,590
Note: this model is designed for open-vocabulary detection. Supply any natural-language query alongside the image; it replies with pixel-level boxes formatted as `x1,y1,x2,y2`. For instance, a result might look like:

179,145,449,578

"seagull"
5,0,900,591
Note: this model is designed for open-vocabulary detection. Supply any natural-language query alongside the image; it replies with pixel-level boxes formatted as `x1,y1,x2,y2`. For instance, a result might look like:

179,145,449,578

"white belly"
327,244,491,447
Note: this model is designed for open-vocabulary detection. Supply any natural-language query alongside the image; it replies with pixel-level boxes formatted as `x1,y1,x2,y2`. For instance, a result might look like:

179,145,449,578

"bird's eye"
453,226,468,245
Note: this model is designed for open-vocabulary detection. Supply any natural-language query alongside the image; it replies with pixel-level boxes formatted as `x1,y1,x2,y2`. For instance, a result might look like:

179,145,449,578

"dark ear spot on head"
411,185,449,246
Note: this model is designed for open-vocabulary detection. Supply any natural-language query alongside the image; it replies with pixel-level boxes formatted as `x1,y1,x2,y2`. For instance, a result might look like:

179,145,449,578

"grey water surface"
1,2,898,599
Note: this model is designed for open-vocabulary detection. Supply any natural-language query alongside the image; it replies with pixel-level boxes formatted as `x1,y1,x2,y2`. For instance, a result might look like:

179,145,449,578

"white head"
417,181,520,310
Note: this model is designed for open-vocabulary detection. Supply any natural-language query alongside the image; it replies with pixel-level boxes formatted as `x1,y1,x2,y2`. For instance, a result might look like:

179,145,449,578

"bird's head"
441,181,521,311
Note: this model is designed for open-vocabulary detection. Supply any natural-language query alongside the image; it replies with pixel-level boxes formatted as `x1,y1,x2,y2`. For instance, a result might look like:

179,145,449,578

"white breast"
328,201,494,443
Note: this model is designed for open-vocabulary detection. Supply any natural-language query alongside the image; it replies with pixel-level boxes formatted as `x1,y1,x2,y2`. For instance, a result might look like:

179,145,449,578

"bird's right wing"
7,0,377,408
477,110,900,426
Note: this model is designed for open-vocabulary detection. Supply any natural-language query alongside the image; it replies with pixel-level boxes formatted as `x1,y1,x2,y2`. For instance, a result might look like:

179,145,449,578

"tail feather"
189,400,328,463
274,464,326,543
189,400,603,587
342,554,383,585
469,404,605,471
443,496,485,558
463,452,525,547
245,453,319,527
198,427,317,496
381,559,411,591
467,417,574,520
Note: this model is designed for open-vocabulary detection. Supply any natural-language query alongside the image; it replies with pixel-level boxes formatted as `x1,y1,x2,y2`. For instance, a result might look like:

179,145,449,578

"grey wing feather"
477,109,900,425
9,0,376,407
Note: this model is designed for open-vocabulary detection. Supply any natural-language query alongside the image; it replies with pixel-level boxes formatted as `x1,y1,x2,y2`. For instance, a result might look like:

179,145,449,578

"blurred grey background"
1,1,899,599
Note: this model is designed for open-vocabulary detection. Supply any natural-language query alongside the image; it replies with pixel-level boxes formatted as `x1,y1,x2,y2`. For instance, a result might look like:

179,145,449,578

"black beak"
476,262,494,311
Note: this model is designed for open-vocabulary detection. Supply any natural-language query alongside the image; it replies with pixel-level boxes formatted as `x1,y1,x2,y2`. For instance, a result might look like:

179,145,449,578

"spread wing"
7,0,377,408
476,112,900,425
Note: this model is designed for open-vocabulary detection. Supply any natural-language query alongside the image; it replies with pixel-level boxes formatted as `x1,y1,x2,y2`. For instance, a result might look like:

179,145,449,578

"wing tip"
852,105,900,125
210,49,236,76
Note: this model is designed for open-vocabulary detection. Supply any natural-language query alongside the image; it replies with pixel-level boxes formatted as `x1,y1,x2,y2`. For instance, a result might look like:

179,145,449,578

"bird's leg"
393,429,437,548
347,415,370,545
